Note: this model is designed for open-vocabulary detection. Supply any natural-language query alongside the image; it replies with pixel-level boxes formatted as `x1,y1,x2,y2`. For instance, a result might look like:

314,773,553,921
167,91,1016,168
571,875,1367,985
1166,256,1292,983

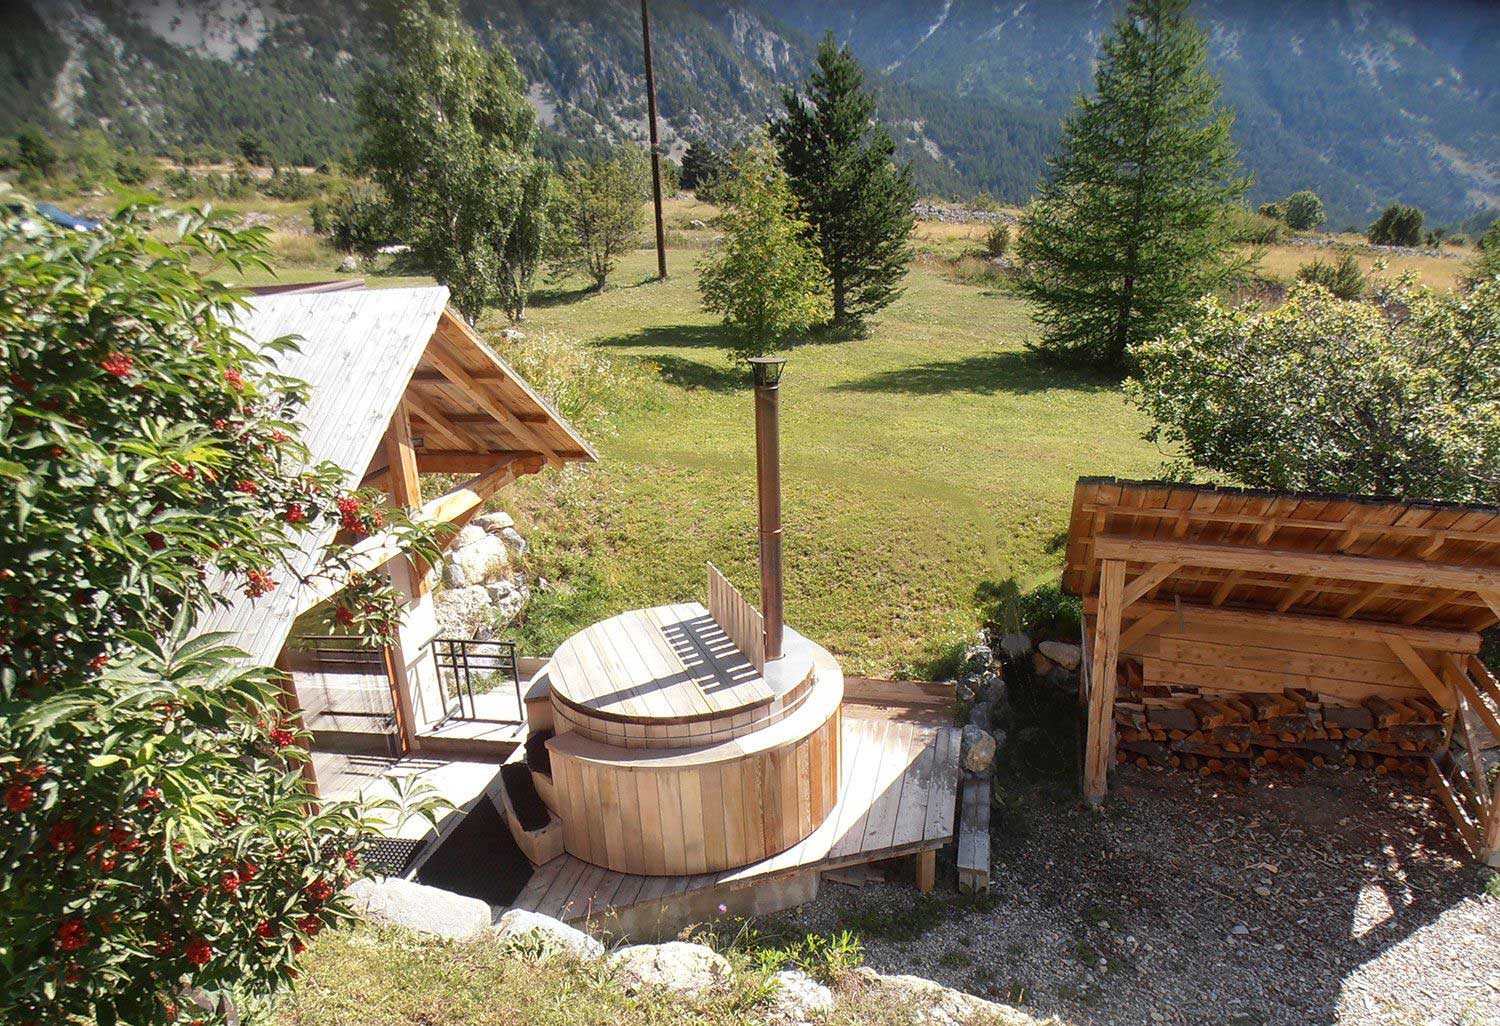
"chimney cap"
748,355,786,386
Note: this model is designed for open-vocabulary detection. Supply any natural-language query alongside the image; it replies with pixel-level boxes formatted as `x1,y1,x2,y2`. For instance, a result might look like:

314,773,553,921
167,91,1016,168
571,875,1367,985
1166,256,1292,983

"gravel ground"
777,765,1500,1026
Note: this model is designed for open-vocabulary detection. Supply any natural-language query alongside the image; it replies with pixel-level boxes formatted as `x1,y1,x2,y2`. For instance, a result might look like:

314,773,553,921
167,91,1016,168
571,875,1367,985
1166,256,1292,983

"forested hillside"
4,0,1498,225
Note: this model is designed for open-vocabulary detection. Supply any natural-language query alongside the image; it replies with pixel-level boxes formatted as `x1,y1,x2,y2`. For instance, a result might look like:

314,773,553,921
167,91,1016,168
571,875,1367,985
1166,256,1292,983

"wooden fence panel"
707,562,765,672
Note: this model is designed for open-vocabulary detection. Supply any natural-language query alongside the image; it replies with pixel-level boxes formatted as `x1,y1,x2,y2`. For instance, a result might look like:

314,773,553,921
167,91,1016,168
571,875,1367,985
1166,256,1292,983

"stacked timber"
1112,660,1447,780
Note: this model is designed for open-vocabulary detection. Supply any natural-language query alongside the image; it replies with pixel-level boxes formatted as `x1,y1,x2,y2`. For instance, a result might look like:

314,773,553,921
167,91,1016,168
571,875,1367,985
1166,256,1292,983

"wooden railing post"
1083,559,1125,803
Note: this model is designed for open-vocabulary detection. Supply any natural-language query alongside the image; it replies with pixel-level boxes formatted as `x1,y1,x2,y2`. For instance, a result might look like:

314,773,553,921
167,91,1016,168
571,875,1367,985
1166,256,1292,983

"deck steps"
494,746,564,866
956,775,991,894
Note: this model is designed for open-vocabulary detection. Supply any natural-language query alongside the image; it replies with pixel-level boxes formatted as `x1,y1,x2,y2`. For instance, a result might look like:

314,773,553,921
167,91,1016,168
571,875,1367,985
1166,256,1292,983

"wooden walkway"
513,715,961,923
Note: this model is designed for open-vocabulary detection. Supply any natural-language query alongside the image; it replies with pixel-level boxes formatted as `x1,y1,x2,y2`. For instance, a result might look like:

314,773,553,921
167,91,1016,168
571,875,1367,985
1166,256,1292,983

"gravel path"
777,766,1499,1026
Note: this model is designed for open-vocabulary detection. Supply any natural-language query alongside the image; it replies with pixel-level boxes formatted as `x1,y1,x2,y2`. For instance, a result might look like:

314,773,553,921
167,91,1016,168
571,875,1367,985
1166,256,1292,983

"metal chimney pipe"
749,357,786,662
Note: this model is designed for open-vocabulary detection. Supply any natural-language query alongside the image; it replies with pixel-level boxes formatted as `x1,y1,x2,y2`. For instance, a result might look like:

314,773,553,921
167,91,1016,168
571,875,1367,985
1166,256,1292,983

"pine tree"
1017,0,1249,371
770,34,915,332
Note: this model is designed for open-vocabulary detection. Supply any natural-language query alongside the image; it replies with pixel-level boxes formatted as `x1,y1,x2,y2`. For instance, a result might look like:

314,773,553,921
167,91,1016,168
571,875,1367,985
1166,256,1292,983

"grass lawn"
484,217,1162,676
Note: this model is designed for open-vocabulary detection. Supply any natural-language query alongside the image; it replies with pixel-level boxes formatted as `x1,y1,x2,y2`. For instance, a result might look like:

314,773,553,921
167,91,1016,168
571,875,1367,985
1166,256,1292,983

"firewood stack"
1111,658,1448,781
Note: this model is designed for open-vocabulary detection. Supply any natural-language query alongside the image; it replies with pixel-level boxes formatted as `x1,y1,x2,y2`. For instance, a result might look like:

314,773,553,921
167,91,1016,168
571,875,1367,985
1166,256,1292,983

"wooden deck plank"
890,723,938,848
957,775,992,894
831,719,891,858
924,727,962,841
861,720,919,853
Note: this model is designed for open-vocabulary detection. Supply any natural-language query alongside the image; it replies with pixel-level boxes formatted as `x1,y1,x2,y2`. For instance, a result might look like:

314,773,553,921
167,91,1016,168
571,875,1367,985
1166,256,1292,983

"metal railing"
428,636,523,724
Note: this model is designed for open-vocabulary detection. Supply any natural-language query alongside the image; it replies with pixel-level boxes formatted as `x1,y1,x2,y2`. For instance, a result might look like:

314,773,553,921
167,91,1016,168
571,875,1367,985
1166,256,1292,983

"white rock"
1037,640,1082,671
434,585,494,638
608,941,731,997
501,327,526,341
454,524,487,548
444,534,510,587
850,968,1036,1026
997,632,1032,659
484,578,529,624
347,878,491,940
473,511,515,532
493,909,604,960
337,254,360,272
497,526,528,555
961,724,997,774
768,969,834,1024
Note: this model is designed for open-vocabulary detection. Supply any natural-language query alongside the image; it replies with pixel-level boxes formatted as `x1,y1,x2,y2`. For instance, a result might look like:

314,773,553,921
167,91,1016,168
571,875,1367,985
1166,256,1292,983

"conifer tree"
770,34,914,332
1017,0,1249,371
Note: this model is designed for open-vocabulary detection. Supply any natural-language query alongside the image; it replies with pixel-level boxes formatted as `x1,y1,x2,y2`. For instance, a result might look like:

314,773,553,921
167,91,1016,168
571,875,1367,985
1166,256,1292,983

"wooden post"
640,0,668,280
380,403,426,752
382,401,427,596
1083,559,1125,803
915,849,936,893
274,650,320,799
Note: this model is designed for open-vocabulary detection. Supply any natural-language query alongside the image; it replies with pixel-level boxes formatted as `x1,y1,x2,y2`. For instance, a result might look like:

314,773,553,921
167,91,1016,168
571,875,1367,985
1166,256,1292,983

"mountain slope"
5,0,1498,226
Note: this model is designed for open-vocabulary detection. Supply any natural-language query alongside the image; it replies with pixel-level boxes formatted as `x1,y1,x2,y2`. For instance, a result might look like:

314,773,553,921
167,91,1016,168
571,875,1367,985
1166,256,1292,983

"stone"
500,327,526,341
990,728,1008,758
454,524,487,548
444,534,510,587
337,254,360,272
434,585,494,638
1038,640,1082,671
484,578,530,624
961,724,997,774
608,941,731,997
962,641,993,673
1032,650,1055,676
473,510,515,532
688,218,707,229
497,526,528,555
768,969,834,1024
850,968,1037,1026
347,878,492,940
997,632,1032,659
976,670,1006,704
968,701,993,731
955,680,977,704
493,909,604,960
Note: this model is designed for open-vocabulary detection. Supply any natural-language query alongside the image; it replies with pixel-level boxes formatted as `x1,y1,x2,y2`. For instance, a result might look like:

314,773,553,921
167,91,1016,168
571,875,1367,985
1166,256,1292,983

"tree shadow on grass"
528,282,599,309
832,349,1121,397
645,354,745,393
593,322,733,351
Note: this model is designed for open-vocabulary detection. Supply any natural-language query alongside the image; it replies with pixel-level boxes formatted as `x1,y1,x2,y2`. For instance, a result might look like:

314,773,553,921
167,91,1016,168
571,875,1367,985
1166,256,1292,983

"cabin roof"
194,285,593,665
1063,477,1500,639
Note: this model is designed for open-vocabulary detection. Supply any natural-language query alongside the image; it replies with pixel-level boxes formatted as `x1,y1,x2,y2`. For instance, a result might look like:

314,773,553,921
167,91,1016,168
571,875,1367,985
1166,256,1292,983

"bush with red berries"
0,202,441,1024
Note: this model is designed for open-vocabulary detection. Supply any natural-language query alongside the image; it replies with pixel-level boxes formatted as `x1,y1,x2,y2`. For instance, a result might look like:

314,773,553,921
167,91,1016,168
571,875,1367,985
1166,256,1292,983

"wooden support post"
1083,559,1125,804
915,848,936,893
274,651,320,799
383,401,427,597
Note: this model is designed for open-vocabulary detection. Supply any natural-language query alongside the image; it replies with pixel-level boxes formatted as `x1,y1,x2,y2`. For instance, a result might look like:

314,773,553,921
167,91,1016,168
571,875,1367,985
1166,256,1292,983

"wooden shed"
1064,478,1500,865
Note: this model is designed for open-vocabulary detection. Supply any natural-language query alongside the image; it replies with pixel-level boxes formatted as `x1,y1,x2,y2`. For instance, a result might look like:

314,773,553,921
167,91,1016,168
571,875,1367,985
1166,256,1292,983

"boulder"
347,878,491,940
484,578,529,624
608,941,731,997
961,724,997,775
454,524,487,549
497,526,528,556
493,909,604,960
768,969,834,1024
990,728,1008,759
444,534,510,587
955,679,977,704
961,641,993,673
1031,650,1055,676
500,327,526,341
473,510,515,533
434,585,494,638
850,968,1037,1026
337,254,360,272
967,701,993,731
1037,640,1082,671
997,632,1032,659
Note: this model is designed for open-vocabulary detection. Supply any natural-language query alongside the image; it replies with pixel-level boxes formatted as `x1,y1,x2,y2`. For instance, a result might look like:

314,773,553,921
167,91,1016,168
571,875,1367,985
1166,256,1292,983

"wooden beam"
425,343,561,465
1339,583,1388,620
1083,559,1125,804
1448,655,1500,743
1401,593,1455,625
403,389,483,451
915,849,936,893
1121,562,1181,608
1083,596,1482,653
1093,534,1500,593
382,402,427,598
1477,589,1500,621
1276,577,1315,613
1118,609,1170,651
424,456,539,525
1382,634,1458,712
1211,570,1244,606
1080,502,1500,547
1427,760,1482,857
363,449,542,489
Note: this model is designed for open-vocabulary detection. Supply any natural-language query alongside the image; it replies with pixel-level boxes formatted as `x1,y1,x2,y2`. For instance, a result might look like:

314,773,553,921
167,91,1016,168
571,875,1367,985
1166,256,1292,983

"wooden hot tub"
539,601,843,876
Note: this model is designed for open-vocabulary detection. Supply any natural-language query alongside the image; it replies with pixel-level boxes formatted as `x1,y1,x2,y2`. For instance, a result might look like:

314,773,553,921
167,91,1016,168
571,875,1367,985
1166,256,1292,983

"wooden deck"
514,714,961,924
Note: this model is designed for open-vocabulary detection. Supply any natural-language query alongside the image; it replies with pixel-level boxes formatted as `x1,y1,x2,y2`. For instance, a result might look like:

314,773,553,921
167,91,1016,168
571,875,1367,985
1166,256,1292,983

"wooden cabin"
1064,478,1500,866
194,283,595,793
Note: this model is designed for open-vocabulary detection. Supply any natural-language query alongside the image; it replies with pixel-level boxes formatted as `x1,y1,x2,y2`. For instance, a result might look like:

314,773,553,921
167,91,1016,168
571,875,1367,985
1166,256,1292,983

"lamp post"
749,356,786,662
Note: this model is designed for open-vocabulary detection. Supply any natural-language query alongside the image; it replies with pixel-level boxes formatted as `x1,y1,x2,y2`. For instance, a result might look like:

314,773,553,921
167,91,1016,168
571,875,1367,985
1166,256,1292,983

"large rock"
444,534,511,588
1037,640,1081,671
472,511,514,532
997,633,1032,659
434,585,493,639
967,701,993,731
484,578,530,624
768,969,834,1024
347,878,492,940
497,525,528,556
493,909,604,960
453,523,487,549
850,968,1038,1026
961,724,997,774
961,641,994,673
608,941,731,997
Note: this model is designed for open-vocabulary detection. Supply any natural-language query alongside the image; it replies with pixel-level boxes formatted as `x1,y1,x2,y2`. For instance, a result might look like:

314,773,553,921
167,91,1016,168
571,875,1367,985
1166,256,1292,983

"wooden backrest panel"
708,562,765,673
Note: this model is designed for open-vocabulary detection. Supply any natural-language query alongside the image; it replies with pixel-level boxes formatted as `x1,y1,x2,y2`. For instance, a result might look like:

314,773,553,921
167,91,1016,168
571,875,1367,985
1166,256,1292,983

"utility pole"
640,0,667,280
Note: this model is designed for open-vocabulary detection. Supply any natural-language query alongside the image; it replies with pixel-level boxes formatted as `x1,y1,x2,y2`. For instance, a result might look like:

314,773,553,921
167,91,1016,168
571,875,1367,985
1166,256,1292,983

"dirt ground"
781,762,1500,1026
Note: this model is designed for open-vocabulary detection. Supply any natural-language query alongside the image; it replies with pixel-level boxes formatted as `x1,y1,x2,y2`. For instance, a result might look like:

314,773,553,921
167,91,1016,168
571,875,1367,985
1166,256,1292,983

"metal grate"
429,637,523,724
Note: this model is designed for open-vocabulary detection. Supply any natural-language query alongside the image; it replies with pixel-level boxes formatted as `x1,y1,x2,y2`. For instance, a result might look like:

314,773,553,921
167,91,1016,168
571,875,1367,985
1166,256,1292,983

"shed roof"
1063,478,1500,638
194,285,592,664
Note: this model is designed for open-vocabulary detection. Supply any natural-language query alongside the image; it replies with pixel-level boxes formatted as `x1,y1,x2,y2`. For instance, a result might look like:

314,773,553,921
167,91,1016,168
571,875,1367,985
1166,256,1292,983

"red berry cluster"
243,569,276,599
282,502,306,524
223,368,244,393
268,725,295,748
100,352,133,378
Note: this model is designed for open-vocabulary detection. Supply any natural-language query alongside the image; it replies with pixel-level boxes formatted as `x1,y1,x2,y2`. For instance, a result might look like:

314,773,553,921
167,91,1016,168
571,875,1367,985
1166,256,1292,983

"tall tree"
698,136,830,357
357,0,549,324
770,34,914,332
552,149,646,292
1017,0,1249,371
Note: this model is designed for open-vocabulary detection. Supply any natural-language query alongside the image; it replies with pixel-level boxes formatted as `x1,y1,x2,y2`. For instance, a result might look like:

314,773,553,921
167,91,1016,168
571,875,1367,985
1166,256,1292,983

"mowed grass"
487,216,1162,676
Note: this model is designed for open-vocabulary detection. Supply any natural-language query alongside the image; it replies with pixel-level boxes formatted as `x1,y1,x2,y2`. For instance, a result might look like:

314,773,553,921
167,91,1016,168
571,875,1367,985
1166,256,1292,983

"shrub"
1128,277,1500,501
1225,205,1284,244
1295,252,1365,299
113,154,153,186
1282,190,1326,231
315,182,397,256
0,202,442,1025
983,222,1011,258
1257,200,1286,222
1368,203,1424,247
552,149,647,291
260,169,321,201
